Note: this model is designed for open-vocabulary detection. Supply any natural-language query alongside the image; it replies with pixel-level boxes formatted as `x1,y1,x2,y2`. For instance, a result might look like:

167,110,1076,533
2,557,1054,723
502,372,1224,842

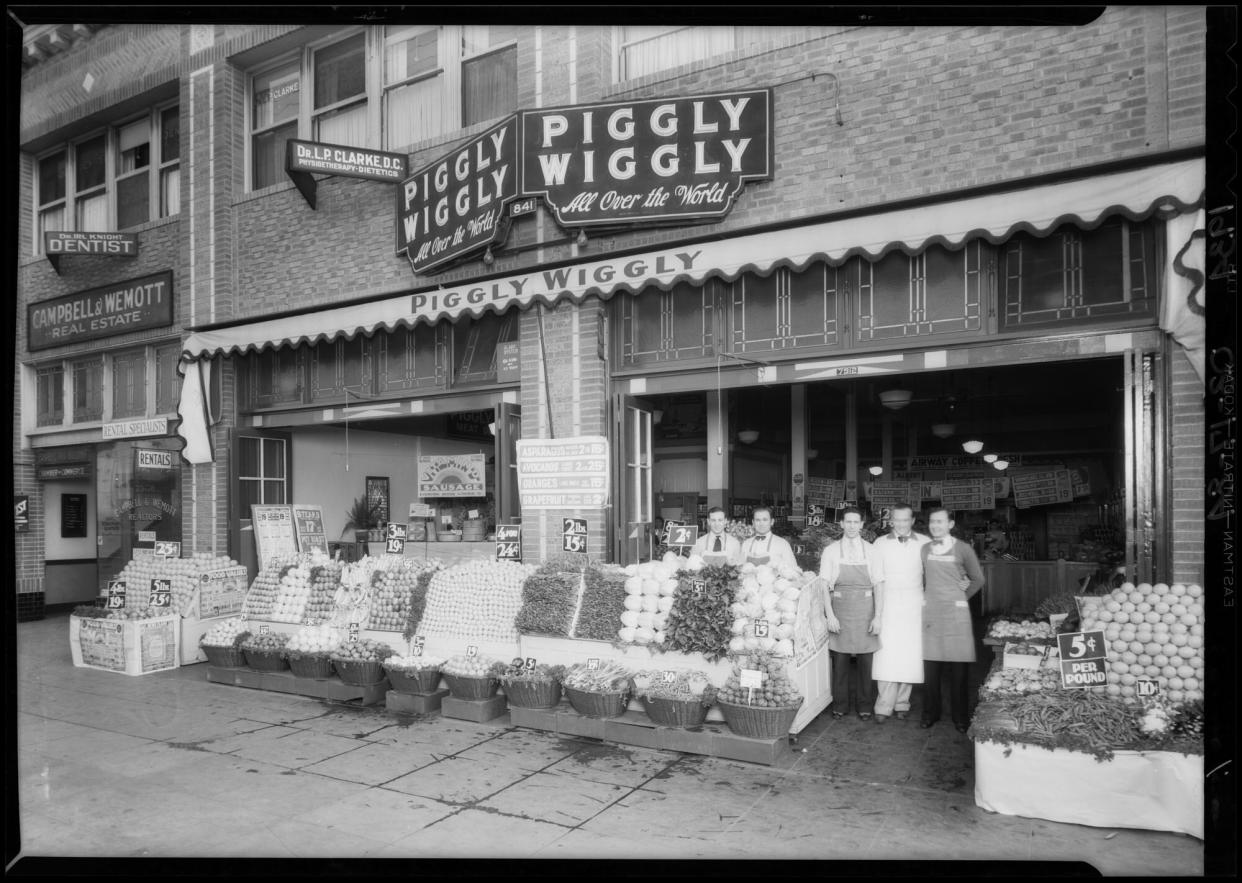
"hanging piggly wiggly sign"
417,453,487,498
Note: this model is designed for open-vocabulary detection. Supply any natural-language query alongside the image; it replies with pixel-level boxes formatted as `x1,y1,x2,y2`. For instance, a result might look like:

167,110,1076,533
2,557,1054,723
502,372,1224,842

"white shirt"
872,531,931,591
691,531,742,565
740,532,798,571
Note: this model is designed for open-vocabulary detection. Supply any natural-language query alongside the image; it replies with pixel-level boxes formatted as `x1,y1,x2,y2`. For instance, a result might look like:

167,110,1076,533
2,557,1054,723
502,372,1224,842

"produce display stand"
69,614,181,676
509,702,791,766
179,567,249,665
441,693,509,723
205,665,388,706
385,688,450,714
973,740,1203,839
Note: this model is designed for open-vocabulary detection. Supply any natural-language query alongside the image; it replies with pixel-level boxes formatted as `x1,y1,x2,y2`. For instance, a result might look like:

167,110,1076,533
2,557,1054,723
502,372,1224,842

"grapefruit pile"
1077,582,1204,705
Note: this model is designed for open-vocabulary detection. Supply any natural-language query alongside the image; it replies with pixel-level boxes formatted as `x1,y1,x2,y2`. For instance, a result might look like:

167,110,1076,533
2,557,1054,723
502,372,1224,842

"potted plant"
342,496,382,544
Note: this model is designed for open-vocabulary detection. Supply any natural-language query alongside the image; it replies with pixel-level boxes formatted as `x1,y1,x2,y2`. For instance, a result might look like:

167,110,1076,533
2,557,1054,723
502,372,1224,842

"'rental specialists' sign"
520,88,773,228
396,116,519,274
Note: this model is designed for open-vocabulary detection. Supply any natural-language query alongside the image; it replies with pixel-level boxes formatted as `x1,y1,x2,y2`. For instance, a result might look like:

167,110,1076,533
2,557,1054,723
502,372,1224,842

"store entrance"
614,356,1148,606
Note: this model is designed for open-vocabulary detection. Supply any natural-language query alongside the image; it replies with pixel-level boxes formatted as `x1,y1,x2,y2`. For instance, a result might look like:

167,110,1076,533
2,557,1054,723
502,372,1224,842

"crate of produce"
70,612,181,677
716,700,802,740
1003,642,1047,670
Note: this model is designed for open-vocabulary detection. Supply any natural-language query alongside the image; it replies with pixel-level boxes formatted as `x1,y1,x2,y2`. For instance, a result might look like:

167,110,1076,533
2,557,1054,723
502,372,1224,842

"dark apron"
827,561,879,654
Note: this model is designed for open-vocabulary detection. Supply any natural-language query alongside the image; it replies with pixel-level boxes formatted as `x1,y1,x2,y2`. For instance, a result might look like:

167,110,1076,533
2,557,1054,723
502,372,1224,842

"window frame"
28,342,179,430
31,102,180,253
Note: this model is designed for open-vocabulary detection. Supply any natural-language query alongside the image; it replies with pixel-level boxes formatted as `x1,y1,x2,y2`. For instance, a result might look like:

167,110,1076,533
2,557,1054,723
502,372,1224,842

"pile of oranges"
1078,582,1204,705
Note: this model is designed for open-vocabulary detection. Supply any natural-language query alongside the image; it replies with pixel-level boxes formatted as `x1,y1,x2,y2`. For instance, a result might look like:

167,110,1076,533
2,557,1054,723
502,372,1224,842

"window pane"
740,273,779,342
253,121,297,189
238,438,261,478
315,102,367,145
112,352,147,418
671,283,708,351
385,27,438,83
160,107,180,162
76,137,106,192
239,478,262,513
385,75,444,147
923,246,965,322
160,166,180,217
37,367,64,426
462,25,491,57
117,173,150,229
463,46,516,126
1081,222,1126,306
73,359,103,421
314,33,366,109
253,63,300,129
868,252,913,328
39,152,66,205
155,345,180,414
1015,234,1065,313
263,439,286,479
118,119,150,174
263,479,286,505
39,207,66,239
620,26,733,80
76,193,108,231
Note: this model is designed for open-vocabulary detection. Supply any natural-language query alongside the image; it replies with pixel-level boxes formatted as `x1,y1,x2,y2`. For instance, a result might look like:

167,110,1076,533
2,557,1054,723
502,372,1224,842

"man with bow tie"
691,506,742,565
869,504,930,723
739,506,798,571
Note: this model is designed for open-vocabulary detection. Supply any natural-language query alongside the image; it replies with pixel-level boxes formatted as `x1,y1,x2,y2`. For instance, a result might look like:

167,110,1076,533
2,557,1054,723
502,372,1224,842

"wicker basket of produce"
443,674,500,700
201,644,247,669
564,686,630,718
384,666,443,694
641,695,710,727
716,700,802,739
287,652,335,680
242,648,289,671
333,659,388,686
502,679,562,709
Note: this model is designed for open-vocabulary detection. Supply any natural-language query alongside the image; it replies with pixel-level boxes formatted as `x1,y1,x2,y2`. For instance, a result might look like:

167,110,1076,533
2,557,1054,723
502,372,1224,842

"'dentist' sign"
396,115,519,274
520,88,773,228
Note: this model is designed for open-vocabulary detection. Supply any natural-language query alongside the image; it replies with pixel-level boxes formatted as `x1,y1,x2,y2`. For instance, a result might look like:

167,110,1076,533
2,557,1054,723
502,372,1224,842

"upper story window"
31,343,180,429
33,104,180,251
249,26,519,188
615,26,803,81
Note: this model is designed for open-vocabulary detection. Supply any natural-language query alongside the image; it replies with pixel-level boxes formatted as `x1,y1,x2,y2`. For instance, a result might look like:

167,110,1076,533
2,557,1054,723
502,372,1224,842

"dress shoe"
831,711,845,720
873,714,889,724
919,718,937,729
894,711,909,721
858,712,872,721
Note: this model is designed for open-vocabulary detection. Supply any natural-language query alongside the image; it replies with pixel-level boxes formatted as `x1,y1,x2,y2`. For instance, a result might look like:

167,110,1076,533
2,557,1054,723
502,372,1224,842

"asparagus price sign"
1056,630,1109,688
516,436,609,509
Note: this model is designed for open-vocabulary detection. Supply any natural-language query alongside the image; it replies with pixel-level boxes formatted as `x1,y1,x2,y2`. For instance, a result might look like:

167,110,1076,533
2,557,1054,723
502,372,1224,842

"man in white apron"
691,506,742,566
920,507,986,733
739,506,798,571
870,503,929,723
819,508,885,720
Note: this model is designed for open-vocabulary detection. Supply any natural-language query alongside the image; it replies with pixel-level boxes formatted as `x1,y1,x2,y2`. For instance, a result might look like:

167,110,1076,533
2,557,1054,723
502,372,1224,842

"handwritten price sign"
562,518,588,553
666,524,699,549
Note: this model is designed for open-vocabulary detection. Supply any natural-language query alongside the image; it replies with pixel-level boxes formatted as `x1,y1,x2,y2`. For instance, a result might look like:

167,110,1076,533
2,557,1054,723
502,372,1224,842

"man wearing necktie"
870,504,930,722
819,507,885,720
691,506,742,565
739,506,798,571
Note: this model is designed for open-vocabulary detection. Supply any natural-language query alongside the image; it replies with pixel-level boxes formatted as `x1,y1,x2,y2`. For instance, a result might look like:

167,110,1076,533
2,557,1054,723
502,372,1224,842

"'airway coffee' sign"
397,116,520,274
520,89,773,228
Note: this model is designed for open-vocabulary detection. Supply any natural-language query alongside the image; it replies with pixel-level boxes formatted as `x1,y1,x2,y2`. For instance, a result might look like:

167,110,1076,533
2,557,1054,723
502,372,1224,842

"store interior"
647,356,1126,566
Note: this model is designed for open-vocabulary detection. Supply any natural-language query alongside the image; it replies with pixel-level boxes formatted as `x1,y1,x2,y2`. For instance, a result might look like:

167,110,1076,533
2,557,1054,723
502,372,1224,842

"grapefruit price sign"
1056,630,1109,688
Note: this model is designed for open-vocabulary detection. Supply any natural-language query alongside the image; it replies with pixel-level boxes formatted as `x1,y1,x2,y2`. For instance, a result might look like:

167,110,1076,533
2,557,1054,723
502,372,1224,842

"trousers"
830,650,876,714
874,681,912,716
921,659,970,724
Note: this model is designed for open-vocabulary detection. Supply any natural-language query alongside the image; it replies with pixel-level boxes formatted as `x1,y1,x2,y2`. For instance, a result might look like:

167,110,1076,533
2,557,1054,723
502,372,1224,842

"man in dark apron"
691,506,742,566
819,507,885,720
920,507,986,733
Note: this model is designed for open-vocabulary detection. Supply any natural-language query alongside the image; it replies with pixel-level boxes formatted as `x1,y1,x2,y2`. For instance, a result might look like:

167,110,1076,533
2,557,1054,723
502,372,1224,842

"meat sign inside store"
395,88,774,274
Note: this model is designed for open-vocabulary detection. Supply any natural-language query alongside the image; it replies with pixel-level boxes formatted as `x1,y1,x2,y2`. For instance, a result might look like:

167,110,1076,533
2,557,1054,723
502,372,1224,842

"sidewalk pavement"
10,613,1205,873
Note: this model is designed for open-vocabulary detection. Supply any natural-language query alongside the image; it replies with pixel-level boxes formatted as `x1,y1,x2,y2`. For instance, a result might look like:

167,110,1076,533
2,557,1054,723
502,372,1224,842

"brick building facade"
16,12,1208,617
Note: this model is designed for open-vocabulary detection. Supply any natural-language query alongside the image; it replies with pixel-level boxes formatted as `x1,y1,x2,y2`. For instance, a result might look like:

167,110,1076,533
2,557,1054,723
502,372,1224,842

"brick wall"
1169,344,1204,586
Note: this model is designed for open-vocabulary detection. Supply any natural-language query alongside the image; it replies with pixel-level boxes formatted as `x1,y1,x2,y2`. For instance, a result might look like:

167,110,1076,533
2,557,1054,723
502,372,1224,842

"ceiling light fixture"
962,440,984,454
868,465,884,477
993,459,1010,471
738,429,759,444
983,453,998,464
931,423,955,438
879,389,913,411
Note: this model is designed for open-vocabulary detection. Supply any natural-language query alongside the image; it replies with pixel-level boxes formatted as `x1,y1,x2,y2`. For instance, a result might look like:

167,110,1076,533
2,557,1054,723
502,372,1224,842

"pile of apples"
303,558,344,624
727,563,803,658
201,617,247,647
270,563,313,623
441,653,504,678
1078,582,1205,705
243,559,290,619
286,623,342,654
330,637,394,663
717,653,802,707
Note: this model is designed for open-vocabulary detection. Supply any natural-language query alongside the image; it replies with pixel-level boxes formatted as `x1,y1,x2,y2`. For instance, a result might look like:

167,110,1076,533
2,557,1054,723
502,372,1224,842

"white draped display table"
974,739,1203,839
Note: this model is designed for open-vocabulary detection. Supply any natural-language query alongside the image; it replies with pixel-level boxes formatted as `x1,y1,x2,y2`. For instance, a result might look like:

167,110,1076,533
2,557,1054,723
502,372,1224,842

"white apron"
872,534,926,683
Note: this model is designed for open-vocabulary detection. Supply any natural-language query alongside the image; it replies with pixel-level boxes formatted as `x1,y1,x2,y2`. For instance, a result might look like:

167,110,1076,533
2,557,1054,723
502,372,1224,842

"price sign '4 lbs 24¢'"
496,525,522,561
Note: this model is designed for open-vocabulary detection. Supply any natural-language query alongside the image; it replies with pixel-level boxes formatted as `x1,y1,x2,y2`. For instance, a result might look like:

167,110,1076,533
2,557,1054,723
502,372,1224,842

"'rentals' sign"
27,271,174,351
396,116,519,274
520,89,773,228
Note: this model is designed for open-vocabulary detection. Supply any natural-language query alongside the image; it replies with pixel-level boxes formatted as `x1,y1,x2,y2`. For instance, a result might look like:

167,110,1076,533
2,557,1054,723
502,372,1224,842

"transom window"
616,26,805,81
